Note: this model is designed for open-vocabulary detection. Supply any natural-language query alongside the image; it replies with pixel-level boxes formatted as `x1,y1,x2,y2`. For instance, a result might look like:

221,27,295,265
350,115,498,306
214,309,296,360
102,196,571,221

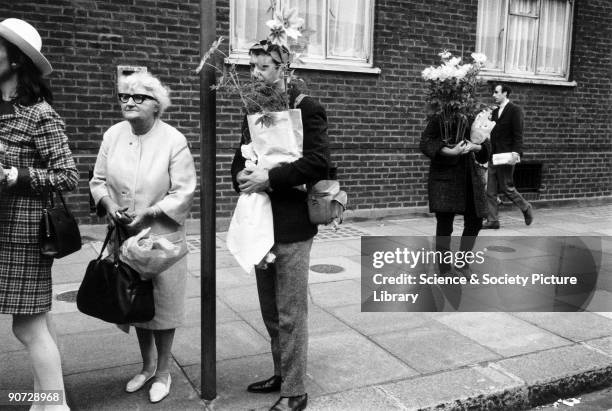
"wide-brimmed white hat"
0,18,52,76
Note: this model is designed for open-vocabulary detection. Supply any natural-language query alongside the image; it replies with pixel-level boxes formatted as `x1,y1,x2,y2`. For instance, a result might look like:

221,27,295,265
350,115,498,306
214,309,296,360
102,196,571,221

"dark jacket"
231,90,330,243
420,117,490,217
490,102,524,155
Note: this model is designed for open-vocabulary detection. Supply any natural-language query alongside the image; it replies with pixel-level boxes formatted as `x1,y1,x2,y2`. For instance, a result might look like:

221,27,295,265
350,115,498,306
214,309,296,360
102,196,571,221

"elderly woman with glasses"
90,71,196,403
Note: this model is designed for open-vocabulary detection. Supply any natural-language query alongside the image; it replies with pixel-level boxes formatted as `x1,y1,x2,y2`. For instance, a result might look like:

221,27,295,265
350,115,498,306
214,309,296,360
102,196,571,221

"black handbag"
39,184,82,258
76,226,155,324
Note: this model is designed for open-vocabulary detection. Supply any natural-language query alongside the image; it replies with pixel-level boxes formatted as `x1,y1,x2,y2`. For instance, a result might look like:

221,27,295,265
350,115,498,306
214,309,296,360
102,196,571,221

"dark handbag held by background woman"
77,225,155,324
39,183,82,258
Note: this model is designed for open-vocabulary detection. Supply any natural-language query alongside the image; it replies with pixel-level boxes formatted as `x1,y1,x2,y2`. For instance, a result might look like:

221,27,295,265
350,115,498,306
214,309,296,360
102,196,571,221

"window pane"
510,0,539,16
232,0,273,51
476,0,507,70
328,0,370,60
537,0,569,75
286,0,325,58
506,8,537,73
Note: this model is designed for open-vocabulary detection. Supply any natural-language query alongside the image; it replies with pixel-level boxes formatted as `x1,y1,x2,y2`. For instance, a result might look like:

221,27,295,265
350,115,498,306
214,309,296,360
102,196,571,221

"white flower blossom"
266,5,304,46
445,56,462,67
438,50,451,60
471,52,487,65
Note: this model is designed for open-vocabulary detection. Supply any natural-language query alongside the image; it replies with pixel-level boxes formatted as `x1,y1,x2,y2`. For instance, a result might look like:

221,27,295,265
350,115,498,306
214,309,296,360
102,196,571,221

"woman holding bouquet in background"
420,51,491,275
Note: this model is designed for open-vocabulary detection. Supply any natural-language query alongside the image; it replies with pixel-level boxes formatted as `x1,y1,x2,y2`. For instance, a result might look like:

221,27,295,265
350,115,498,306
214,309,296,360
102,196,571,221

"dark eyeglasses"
118,93,157,104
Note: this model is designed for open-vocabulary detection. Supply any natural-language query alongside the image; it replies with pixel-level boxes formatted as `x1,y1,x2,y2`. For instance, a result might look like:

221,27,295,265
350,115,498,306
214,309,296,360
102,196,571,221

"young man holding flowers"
230,40,330,411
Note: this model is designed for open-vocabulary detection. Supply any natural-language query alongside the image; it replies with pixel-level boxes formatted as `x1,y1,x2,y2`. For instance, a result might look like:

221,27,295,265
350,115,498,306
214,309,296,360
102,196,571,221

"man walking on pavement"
230,41,330,411
483,84,534,229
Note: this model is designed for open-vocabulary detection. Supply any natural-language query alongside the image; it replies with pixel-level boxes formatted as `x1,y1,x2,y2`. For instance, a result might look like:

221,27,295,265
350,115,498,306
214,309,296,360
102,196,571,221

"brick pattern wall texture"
1,0,610,224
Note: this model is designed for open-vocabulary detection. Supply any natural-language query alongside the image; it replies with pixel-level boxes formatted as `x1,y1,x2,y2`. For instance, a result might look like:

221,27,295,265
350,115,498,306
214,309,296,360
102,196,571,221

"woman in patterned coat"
90,71,196,403
0,19,77,409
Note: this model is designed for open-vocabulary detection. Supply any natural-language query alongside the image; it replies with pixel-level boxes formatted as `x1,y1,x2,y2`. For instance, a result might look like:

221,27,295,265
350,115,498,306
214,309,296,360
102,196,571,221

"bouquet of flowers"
422,51,488,145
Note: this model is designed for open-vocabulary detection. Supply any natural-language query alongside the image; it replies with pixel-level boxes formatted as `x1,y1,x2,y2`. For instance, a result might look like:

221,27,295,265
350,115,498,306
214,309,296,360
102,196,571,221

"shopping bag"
119,227,188,280
226,192,274,274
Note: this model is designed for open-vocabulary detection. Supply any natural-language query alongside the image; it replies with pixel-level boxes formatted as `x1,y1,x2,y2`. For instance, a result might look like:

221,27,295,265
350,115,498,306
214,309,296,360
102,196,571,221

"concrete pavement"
1,203,611,410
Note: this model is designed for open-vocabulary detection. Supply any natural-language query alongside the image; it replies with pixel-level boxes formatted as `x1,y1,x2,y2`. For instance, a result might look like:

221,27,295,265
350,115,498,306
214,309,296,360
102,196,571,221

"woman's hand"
126,208,156,231
441,141,469,157
463,141,481,153
99,197,132,226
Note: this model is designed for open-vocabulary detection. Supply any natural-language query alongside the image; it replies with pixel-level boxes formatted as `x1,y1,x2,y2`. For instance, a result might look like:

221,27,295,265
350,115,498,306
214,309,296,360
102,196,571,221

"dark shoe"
522,204,534,226
482,221,500,229
247,375,282,393
270,394,308,411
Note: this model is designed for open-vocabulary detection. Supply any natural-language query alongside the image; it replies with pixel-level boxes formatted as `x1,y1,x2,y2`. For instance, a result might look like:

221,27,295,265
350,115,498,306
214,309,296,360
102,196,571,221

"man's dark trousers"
486,162,529,222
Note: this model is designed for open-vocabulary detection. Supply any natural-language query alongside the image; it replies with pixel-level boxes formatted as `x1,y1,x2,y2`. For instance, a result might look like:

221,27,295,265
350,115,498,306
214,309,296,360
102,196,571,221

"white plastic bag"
119,227,188,280
226,192,274,274
470,109,496,144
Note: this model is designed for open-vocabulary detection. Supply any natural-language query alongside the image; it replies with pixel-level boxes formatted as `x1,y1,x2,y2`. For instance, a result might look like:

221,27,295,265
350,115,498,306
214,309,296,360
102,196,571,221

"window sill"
225,56,381,75
478,73,577,87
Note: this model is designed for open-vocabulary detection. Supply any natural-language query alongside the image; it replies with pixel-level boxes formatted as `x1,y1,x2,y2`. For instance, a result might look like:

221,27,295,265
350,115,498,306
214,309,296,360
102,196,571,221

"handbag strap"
41,182,55,209
97,226,115,261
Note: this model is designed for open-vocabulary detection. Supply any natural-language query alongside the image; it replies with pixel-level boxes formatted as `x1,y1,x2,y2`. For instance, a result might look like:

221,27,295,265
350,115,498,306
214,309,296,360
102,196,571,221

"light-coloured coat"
90,119,196,329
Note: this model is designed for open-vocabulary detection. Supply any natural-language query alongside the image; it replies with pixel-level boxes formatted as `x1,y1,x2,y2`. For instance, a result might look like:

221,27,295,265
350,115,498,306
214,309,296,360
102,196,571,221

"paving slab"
209,266,257,289
331,304,434,335
184,354,323,411
64,362,204,410
183,297,240,325
0,350,32,390
513,312,612,342
584,336,612,356
307,330,419,392
58,328,143,374
172,321,269,366
495,344,612,384
310,241,361,259
51,311,116,336
382,365,527,410
0,318,24,353
372,322,500,373
308,385,404,410
217,284,262,313
52,261,88,284
308,279,361,308
240,304,351,340
433,312,572,356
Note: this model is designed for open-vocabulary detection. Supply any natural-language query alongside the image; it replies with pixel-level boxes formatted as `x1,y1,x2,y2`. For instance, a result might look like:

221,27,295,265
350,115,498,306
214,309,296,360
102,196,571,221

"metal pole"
200,0,216,401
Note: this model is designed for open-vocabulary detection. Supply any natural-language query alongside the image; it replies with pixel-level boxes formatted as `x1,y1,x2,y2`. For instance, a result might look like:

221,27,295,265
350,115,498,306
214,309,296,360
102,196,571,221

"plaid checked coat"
0,100,77,314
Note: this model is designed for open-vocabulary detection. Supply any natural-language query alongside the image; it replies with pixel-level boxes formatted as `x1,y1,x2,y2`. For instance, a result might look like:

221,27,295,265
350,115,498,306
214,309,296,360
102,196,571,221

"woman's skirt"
0,242,53,314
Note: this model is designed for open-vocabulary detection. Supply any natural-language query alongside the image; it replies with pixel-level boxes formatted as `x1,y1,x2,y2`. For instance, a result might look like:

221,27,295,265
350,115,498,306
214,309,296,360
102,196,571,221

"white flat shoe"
149,374,171,403
125,369,156,393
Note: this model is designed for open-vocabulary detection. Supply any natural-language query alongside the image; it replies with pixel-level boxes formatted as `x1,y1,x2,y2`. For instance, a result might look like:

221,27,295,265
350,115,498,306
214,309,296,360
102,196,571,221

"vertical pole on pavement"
200,0,216,401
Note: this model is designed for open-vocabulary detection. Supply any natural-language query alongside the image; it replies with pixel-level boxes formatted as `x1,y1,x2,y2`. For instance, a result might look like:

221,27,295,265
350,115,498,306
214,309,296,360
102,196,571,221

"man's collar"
499,99,510,110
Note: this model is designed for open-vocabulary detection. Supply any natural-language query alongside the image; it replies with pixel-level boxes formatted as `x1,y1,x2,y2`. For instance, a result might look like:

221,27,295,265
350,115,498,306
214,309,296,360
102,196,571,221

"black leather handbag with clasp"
77,226,155,324
39,183,82,258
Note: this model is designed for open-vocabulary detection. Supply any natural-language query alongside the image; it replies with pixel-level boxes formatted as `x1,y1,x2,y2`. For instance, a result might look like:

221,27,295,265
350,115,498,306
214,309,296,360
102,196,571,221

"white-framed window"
476,0,575,85
229,0,380,74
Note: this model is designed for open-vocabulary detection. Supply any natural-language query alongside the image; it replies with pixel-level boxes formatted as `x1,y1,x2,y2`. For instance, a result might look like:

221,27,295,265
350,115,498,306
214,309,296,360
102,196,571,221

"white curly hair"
118,71,171,117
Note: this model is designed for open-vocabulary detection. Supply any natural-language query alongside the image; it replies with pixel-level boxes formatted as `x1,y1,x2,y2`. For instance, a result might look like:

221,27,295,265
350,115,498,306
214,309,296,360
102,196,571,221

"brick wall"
1,0,610,224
